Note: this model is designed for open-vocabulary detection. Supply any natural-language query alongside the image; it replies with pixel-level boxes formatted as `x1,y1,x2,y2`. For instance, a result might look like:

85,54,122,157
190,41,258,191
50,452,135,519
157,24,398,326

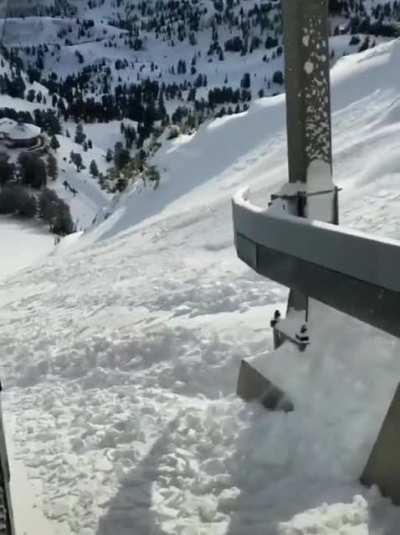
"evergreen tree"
74,122,86,144
47,153,58,181
18,189,38,218
0,155,15,186
0,185,36,217
39,188,74,235
70,151,84,171
18,153,47,189
105,148,113,163
273,70,284,85
89,159,99,178
50,135,60,150
114,142,130,170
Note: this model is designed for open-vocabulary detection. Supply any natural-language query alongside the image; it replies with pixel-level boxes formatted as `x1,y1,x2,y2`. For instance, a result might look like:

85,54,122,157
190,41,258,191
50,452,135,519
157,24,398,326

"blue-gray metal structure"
282,0,333,188
232,0,400,507
271,0,338,332
233,190,400,340
235,0,338,399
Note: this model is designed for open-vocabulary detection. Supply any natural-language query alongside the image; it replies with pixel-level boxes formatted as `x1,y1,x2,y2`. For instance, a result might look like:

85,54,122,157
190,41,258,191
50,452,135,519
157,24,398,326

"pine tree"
50,135,60,150
70,151,84,172
114,142,130,170
74,122,86,144
18,153,47,189
47,153,58,181
105,148,113,163
89,159,99,178
0,156,15,186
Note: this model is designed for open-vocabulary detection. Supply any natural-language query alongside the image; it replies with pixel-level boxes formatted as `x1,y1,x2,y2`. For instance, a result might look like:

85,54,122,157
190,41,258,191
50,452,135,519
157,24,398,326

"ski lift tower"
232,0,400,505
235,0,339,407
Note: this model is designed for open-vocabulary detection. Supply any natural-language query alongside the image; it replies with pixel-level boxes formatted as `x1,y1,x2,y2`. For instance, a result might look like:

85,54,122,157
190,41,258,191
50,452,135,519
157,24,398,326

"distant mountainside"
0,0,55,17
0,0,398,216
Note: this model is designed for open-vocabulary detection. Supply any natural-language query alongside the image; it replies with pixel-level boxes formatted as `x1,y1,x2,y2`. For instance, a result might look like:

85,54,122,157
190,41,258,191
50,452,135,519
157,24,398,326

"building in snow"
0,118,41,149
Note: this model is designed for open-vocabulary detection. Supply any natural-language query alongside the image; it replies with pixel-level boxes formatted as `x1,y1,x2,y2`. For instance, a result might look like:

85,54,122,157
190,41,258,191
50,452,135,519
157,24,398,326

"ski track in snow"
3,40,400,534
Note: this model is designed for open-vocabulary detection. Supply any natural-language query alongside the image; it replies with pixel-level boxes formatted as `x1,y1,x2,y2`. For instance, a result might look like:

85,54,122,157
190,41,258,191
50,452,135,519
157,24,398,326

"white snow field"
0,217,54,282
0,218,64,534
2,40,400,535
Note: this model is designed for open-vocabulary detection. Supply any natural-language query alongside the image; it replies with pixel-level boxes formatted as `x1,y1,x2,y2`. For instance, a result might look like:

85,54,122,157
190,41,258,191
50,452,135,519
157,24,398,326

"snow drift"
2,39,400,535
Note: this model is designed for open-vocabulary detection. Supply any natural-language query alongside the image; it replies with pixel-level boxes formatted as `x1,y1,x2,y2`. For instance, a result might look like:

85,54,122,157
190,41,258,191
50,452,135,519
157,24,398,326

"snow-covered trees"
114,141,130,170
273,70,284,85
0,185,37,218
50,135,60,150
18,152,47,189
70,151,84,171
39,188,74,235
74,123,86,145
105,149,113,163
47,153,58,181
0,154,15,186
89,159,99,178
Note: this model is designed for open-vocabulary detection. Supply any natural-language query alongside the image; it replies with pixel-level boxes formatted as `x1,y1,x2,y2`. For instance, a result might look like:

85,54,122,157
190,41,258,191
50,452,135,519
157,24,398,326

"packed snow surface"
2,40,400,534
0,217,54,282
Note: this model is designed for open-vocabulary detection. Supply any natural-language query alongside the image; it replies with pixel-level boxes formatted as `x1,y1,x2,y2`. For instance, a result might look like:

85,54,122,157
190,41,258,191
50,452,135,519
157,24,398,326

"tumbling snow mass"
2,0,400,534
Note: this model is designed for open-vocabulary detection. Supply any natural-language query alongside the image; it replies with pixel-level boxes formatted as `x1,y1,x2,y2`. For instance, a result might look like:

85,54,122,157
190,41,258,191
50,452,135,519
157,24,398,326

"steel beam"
361,383,400,504
233,191,400,340
282,0,333,186
278,0,336,335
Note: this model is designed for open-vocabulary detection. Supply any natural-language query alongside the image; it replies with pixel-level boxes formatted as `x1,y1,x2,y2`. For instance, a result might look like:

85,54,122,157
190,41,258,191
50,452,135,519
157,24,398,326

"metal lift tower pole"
283,0,333,191
236,0,338,404
233,0,400,505
280,0,338,321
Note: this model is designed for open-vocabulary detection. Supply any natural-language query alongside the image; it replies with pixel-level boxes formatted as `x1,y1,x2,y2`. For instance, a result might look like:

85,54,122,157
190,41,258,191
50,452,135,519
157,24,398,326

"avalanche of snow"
0,217,54,282
2,39,400,535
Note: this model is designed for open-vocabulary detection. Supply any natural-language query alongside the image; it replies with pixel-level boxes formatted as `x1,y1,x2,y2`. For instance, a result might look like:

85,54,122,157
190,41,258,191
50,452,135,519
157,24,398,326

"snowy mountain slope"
0,0,395,221
0,16,125,47
2,39,400,535
50,132,112,228
3,0,393,117
0,92,113,231
91,38,400,242
0,47,127,231
48,119,142,228
0,53,51,110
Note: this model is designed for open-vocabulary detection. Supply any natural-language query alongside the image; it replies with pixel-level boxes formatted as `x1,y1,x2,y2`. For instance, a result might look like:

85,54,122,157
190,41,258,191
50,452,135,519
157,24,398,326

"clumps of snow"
278,495,368,535
4,38,400,535
304,61,314,75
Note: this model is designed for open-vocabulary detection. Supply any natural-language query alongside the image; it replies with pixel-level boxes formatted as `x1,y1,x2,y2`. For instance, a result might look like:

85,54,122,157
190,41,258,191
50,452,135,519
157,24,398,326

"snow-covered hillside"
2,0,395,123
2,36,400,535
0,0,396,224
